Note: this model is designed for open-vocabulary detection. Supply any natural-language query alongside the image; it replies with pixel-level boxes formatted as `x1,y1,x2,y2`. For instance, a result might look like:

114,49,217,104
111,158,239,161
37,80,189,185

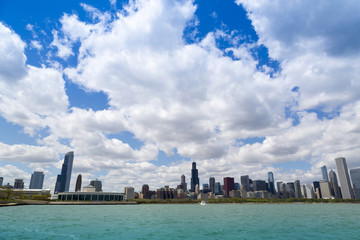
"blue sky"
1,0,360,192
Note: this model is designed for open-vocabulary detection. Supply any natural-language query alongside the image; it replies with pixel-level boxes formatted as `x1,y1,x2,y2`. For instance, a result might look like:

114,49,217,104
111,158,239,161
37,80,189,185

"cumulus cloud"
1,0,360,192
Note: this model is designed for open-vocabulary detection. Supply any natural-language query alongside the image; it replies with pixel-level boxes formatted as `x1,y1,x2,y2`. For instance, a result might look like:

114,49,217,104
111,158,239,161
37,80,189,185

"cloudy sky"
1,0,360,192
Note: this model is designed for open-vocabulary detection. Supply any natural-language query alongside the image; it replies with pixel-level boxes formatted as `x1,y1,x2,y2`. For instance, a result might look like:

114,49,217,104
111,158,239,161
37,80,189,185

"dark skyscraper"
268,172,275,194
0,177,3,186
29,171,44,189
313,181,322,199
209,177,215,194
180,175,187,191
224,177,235,196
75,174,82,192
190,162,199,192
329,169,341,199
241,175,250,191
54,151,74,194
253,180,267,191
14,179,24,189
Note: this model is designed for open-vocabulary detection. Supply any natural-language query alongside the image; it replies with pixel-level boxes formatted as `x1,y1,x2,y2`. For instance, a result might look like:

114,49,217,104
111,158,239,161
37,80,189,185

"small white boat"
200,200,209,205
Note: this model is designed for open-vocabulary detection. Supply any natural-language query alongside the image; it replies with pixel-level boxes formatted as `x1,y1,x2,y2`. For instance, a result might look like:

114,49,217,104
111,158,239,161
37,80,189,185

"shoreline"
1,199,360,207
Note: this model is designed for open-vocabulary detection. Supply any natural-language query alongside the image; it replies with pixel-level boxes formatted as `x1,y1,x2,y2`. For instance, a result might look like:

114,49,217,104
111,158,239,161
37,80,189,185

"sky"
0,0,360,192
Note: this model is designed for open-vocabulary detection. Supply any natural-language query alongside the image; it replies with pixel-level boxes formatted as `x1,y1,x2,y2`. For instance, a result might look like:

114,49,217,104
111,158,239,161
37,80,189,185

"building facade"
241,175,250,191
335,157,354,199
224,177,235,197
0,177,3,186
124,187,135,200
329,169,341,199
90,179,102,192
321,166,329,181
350,168,360,199
54,151,74,193
75,174,82,192
267,172,275,194
209,177,215,194
14,179,24,189
29,171,44,189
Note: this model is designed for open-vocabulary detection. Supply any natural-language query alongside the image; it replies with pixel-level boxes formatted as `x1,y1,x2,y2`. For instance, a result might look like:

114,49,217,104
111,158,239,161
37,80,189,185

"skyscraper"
14,179,24,189
321,166,329,181
253,180,267,191
335,157,354,199
267,172,275,194
223,177,235,196
54,151,74,194
313,181,322,199
75,174,82,192
319,180,332,199
214,182,221,195
329,169,341,199
305,183,314,199
350,168,360,199
180,175,187,191
294,180,302,198
0,177,3,186
241,175,250,191
190,162,199,192
124,187,134,200
29,171,44,189
209,177,215,194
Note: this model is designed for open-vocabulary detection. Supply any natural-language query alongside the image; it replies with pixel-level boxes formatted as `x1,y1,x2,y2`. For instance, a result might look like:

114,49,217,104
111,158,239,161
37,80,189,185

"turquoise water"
1,204,359,239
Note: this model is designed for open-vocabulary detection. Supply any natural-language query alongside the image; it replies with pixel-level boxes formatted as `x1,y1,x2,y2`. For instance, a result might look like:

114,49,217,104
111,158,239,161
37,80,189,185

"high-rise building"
180,175,187,191
234,183,240,190
319,180,332,199
190,162,199,192
253,180,267,191
202,183,210,192
223,177,235,196
209,177,215,194
241,175,250,191
335,157,354,199
14,179,24,189
350,168,360,199
124,187,135,200
294,180,302,198
301,184,307,198
267,172,275,194
0,177,3,186
321,166,329,181
54,151,74,194
305,183,314,199
276,181,283,193
90,179,102,192
214,182,221,195
313,181,321,199
29,171,44,189
75,174,82,192
329,169,341,199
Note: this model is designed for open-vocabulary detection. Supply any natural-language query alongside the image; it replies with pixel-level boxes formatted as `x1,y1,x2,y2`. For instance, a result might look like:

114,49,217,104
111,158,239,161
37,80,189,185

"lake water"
1,203,359,239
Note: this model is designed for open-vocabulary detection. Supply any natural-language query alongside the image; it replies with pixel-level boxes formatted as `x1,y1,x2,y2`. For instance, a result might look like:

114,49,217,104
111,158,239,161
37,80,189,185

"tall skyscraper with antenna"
190,162,199,192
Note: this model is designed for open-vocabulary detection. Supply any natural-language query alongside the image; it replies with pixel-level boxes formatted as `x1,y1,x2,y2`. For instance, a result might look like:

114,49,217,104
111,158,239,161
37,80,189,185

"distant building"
202,183,210,193
29,171,44,189
253,180,267,191
335,157,354,199
350,168,360,199
75,174,82,192
276,181,283,193
14,179,24,189
234,183,240,190
209,177,215,194
83,184,96,192
305,183,314,199
124,187,135,200
229,190,241,198
214,182,221,195
313,181,321,199
321,166,329,181
141,184,150,199
294,180,302,198
241,175,250,191
54,151,74,193
224,177,235,197
190,162,199,192
90,179,102,192
180,175,187,192
301,184,307,198
329,169,341,199
0,177,3,186
268,172,275,194
319,180,332,199
57,192,124,201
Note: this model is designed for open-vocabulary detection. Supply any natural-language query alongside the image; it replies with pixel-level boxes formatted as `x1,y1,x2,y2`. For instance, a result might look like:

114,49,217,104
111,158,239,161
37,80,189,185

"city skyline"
1,0,360,192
